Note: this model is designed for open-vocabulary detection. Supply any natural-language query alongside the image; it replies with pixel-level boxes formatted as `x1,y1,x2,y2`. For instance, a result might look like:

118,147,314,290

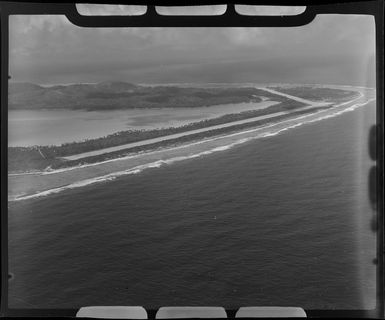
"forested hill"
8,81,281,110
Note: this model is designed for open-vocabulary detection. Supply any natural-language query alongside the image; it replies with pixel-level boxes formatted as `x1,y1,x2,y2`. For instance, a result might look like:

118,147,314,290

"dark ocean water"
8,102,377,310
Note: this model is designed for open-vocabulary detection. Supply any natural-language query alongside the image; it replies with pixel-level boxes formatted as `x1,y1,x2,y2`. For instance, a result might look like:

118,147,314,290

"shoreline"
8,85,370,177
62,106,319,162
8,85,342,173
8,99,293,173
7,109,319,176
7,105,324,176
61,86,331,162
8,93,374,202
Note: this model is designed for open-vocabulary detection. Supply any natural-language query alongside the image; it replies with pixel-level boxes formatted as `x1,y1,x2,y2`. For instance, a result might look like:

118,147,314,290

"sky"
9,8,376,86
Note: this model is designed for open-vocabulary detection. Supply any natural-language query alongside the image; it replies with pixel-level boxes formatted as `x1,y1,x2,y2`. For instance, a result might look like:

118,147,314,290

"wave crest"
9,98,374,202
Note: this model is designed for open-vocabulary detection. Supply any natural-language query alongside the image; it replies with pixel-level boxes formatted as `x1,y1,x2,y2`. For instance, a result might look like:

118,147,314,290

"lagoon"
8,100,276,147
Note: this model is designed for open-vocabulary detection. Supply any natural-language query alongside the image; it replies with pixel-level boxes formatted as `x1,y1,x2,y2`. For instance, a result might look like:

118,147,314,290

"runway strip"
62,88,328,161
8,86,373,202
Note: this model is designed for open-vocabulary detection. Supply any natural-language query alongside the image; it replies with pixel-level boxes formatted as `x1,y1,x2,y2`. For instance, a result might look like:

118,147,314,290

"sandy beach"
61,87,330,162
8,85,374,202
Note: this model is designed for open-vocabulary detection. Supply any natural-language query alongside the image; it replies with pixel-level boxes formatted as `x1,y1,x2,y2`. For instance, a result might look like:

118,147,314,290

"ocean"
8,101,377,310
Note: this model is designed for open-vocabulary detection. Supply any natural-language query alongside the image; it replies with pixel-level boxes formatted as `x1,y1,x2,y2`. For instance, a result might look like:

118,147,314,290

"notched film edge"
0,1,384,319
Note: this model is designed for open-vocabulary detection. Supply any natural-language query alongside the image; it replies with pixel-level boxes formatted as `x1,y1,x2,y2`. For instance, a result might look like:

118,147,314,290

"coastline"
7,106,324,175
8,85,343,173
8,89,374,202
60,86,330,162
8,85,367,175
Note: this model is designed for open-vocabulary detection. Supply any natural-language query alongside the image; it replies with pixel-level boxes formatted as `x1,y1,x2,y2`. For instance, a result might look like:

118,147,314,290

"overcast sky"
9,12,376,86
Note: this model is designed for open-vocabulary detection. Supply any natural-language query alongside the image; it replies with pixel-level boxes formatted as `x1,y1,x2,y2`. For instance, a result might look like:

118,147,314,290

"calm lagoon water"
8,101,276,147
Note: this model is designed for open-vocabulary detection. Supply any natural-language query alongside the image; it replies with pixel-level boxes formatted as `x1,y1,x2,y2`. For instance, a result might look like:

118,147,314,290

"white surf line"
9,109,326,177
61,107,312,161
9,97,374,202
61,88,328,161
9,94,369,181
8,90,362,177
8,87,365,177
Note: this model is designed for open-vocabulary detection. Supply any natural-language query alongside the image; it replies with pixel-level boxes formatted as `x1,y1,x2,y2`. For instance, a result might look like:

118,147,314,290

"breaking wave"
9,98,374,202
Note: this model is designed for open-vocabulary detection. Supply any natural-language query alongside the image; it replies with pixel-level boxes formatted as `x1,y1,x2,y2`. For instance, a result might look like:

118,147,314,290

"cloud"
156,5,226,15
9,14,375,86
234,5,306,16
75,4,147,16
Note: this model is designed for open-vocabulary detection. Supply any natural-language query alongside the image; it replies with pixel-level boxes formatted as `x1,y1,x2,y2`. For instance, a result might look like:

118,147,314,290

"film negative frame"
0,0,383,318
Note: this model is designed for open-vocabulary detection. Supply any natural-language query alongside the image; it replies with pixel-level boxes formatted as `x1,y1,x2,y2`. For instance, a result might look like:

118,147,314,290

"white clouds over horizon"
9,13,376,86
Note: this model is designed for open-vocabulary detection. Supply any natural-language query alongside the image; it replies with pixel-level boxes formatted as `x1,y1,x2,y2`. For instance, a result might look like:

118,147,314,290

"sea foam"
9,97,375,202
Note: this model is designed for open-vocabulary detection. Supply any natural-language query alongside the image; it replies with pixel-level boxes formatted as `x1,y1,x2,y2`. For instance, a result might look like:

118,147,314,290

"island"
8,82,360,173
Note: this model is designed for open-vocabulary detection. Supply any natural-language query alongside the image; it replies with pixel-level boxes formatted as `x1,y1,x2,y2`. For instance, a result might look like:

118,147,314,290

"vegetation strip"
8,100,306,173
